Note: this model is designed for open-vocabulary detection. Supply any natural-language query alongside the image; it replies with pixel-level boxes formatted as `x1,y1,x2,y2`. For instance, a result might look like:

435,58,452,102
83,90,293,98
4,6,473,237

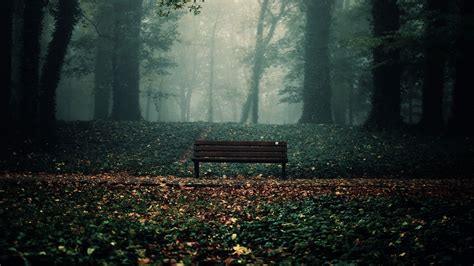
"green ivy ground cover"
2,121,473,178
3,121,207,176
2,122,473,264
0,178,473,264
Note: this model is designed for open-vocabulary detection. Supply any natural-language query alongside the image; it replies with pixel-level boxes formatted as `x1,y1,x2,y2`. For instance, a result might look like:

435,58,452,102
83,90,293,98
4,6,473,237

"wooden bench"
192,140,288,178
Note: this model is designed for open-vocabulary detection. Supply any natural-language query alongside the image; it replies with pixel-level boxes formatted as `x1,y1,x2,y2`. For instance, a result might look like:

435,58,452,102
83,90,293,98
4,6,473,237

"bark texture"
450,0,474,135
300,0,334,124
110,0,143,120
39,0,80,138
420,0,449,131
365,0,402,129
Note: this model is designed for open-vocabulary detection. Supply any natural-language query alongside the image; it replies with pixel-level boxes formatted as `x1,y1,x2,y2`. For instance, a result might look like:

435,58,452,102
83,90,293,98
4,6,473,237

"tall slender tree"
93,2,114,120
110,0,143,120
207,14,219,123
450,0,474,135
419,0,449,131
241,0,288,123
365,0,401,129
241,0,269,123
19,0,48,138
1,0,14,118
300,0,334,124
39,0,80,139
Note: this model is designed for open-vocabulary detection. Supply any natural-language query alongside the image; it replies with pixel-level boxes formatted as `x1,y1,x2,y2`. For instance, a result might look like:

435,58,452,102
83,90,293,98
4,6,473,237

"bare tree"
241,0,289,123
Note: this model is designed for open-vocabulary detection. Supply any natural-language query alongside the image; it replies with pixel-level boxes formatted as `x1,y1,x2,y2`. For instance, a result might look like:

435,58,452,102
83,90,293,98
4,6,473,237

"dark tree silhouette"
420,0,449,132
19,0,48,138
300,0,334,124
110,0,143,121
365,0,401,129
1,0,13,155
39,0,80,139
450,0,474,135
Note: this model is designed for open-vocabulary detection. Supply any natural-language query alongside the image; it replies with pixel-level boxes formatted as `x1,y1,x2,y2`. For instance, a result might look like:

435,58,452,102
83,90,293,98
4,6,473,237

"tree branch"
78,8,116,42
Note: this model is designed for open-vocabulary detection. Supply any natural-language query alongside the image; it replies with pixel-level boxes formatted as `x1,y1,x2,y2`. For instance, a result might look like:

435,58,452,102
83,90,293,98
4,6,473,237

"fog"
3,0,473,135
51,0,305,124
2,2,474,262
50,0,380,126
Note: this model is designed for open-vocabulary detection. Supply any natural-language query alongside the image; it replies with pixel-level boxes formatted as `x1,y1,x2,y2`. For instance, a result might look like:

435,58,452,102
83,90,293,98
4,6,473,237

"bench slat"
195,140,286,146
192,157,288,163
194,146,287,152
194,151,286,158
192,140,288,178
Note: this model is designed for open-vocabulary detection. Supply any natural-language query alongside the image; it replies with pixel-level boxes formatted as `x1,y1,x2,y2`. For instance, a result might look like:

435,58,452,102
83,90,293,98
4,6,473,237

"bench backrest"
193,140,288,163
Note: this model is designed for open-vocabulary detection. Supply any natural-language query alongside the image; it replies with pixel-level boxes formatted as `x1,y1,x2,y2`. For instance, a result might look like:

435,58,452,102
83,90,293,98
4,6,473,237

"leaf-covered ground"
2,121,473,178
1,174,473,264
1,122,473,264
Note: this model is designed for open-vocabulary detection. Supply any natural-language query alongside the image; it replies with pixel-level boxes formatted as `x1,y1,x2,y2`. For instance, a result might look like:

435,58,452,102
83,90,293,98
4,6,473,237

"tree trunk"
1,0,13,118
420,0,448,131
185,65,196,122
348,85,354,126
240,0,268,123
185,95,192,122
240,96,252,123
450,0,474,135
365,0,402,129
110,0,143,121
300,0,334,124
19,0,47,138
249,61,263,124
241,0,285,123
332,85,346,125
93,2,113,120
184,16,199,123
0,0,13,155
408,88,414,124
145,90,151,121
39,0,79,139
208,17,218,123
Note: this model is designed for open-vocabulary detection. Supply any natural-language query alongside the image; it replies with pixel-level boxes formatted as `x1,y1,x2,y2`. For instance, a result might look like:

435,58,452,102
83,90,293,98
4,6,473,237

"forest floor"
2,121,474,178
1,173,474,264
1,121,473,264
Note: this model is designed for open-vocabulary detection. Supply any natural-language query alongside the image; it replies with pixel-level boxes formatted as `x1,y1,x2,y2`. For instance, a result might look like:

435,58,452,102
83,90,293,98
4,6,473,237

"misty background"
24,0,369,125
3,0,473,140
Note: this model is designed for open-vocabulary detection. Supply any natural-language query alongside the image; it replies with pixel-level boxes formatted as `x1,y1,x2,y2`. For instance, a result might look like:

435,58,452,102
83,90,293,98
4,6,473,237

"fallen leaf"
233,244,251,255
137,258,151,265
87,247,95,255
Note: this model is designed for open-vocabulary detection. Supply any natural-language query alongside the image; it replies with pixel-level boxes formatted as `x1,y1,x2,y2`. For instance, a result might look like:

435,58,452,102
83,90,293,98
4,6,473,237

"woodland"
1,0,473,264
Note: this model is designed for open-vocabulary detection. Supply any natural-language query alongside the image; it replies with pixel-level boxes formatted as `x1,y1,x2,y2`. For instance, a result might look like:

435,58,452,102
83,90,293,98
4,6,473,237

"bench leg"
194,161,200,178
282,163,286,179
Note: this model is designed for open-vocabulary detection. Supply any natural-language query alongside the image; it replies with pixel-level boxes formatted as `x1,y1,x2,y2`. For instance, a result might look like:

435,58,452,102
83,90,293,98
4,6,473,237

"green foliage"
238,197,474,264
141,1,182,76
2,122,473,178
63,0,183,79
272,2,305,104
156,0,203,16
1,180,473,264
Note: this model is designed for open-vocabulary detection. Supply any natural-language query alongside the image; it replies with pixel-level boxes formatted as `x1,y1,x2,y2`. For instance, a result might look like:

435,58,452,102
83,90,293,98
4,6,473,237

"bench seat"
192,140,288,178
